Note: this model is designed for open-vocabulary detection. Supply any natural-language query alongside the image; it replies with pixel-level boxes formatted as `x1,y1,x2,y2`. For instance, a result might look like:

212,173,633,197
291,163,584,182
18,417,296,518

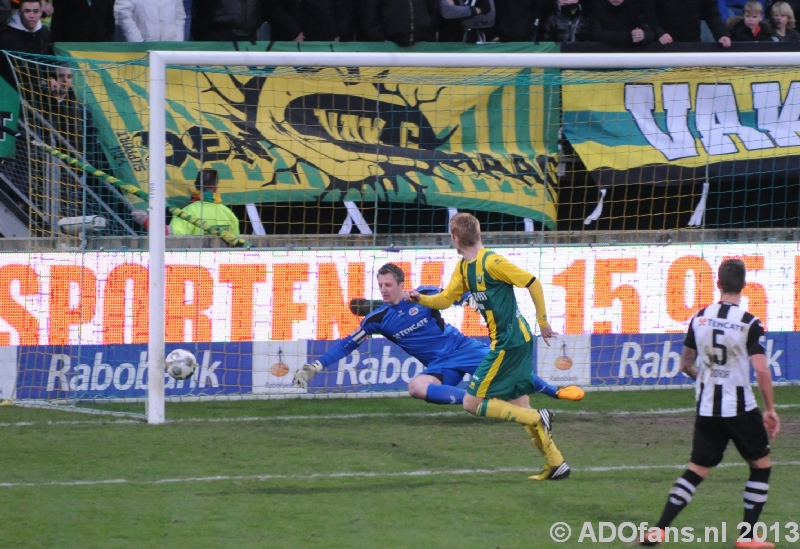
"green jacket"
170,200,240,236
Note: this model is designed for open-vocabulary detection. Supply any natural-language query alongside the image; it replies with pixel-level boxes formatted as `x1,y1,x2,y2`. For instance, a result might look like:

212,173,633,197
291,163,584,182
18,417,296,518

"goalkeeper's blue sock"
533,375,558,398
424,384,465,405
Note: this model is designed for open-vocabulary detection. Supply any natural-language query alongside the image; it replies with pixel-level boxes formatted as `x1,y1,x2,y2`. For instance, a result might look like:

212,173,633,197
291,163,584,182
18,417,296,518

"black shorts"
691,409,770,467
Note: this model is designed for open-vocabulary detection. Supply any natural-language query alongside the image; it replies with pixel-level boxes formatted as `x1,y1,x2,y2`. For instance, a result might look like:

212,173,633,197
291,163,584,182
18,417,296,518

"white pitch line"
1,461,798,489
2,404,800,428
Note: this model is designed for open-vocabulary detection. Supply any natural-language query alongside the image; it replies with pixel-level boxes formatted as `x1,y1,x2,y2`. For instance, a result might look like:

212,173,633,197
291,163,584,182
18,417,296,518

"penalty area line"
1,461,798,489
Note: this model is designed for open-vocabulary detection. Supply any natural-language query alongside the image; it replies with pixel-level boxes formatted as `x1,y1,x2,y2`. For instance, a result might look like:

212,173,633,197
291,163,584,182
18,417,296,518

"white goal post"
146,50,800,424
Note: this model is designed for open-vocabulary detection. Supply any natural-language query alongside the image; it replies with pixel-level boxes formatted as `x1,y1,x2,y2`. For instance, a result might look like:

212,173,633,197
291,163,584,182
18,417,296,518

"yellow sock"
543,439,565,467
524,424,545,455
525,424,564,466
478,399,541,426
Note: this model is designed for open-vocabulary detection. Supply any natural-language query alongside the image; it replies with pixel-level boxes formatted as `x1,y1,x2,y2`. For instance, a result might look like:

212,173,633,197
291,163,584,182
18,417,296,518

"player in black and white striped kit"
641,259,781,549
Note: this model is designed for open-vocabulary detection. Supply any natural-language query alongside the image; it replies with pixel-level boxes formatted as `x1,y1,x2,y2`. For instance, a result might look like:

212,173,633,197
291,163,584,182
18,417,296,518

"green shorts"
467,340,535,400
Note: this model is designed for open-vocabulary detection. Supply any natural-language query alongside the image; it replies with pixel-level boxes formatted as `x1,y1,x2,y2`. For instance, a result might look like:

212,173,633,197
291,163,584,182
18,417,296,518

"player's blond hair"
772,1,796,29
744,0,763,16
449,212,481,247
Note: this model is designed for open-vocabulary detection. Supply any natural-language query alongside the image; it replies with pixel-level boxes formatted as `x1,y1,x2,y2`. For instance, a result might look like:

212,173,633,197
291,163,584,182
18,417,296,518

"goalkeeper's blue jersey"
317,287,485,370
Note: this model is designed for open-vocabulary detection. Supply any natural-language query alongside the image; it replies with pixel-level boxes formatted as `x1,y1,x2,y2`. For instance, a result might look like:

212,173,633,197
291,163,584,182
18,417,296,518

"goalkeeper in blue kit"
293,263,584,408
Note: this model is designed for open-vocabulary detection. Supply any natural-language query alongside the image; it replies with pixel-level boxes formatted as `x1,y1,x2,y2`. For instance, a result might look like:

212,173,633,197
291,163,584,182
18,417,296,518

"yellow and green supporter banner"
562,67,800,186
0,76,19,159
53,42,560,226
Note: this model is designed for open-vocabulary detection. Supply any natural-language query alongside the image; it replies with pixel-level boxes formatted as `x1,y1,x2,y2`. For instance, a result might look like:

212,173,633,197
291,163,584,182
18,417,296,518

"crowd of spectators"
1,0,799,52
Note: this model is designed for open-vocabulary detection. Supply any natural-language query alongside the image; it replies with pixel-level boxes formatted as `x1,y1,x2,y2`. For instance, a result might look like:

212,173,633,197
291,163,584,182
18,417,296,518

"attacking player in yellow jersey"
406,212,579,480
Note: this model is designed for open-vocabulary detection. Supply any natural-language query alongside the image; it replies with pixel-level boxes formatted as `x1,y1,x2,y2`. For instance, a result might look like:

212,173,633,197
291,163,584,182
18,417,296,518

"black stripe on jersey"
430,308,445,331
418,288,440,296
742,311,755,324
712,385,723,416
717,304,730,319
525,276,537,288
746,314,766,356
684,322,697,350
697,307,708,318
361,308,388,340
415,287,446,331
737,386,746,415
697,383,704,414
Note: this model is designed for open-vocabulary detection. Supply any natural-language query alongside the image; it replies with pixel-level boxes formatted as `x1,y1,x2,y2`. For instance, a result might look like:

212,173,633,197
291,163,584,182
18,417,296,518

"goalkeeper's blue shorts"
420,336,488,387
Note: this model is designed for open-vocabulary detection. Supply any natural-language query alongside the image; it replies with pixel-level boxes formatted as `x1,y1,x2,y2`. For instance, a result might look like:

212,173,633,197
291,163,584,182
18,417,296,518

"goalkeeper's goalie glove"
293,360,323,389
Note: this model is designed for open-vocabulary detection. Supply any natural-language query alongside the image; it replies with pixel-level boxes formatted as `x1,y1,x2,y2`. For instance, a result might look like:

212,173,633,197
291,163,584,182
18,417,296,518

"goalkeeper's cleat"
735,541,776,549
640,528,666,546
528,461,570,481
555,385,585,401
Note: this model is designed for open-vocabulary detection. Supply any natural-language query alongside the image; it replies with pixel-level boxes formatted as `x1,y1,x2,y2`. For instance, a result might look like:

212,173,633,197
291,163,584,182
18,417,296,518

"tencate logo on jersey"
625,82,800,160
699,318,747,332
394,318,429,339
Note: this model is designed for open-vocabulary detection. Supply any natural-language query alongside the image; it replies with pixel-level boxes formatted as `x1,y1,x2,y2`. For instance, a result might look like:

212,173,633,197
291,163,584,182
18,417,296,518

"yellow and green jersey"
420,248,536,350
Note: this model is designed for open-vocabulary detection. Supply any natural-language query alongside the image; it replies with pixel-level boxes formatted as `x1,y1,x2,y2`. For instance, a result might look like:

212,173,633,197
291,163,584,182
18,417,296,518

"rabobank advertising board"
537,334,797,388
1,332,797,401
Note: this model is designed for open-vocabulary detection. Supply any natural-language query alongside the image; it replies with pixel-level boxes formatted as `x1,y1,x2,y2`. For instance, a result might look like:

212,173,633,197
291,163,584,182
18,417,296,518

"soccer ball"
165,349,197,380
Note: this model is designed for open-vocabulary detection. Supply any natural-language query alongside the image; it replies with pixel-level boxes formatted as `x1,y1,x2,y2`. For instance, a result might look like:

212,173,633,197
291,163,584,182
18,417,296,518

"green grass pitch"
1,387,798,549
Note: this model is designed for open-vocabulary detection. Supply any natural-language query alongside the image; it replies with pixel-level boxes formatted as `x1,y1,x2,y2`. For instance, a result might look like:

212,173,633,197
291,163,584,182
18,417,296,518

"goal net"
2,49,799,422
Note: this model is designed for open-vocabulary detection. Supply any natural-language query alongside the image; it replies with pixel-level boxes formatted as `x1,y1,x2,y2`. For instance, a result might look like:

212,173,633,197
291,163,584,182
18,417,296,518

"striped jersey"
684,301,766,417
434,248,535,350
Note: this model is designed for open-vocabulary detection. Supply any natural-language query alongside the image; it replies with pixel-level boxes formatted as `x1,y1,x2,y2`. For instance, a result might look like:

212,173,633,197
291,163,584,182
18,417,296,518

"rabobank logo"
15,344,237,400
590,335,692,386
270,349,290,377
334,346,424,388
617,340,684,379
554,341,573,371
537,334,591,386
46,351,150,393
43,350,223,394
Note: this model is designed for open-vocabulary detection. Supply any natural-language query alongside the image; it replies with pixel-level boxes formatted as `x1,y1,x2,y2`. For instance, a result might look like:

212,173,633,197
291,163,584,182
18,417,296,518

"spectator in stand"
362,0,438,46
718,0,764,20
770,1,800,41
50,0,115,42
191,0,265,42
1,0,10,27
43,65,123,222
267,0,355,42
493,0,537,42
0,0,52,90
132,169,240,236
592,0,653,47
437,0,491,42
651,0,731,47
541,0,590,43
45,65,81,147
728,0,772,41
9,0,53,19
115,0,185,42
